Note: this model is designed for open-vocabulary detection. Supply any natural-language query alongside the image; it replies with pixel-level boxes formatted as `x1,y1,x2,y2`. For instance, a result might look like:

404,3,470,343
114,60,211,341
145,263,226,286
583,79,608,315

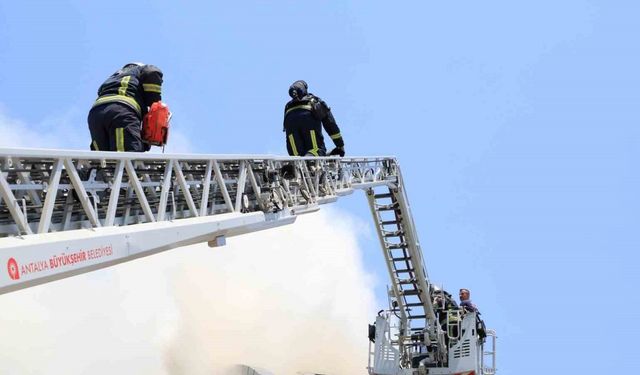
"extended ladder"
367,169,445,367
0,147,396,294
0,147,491,374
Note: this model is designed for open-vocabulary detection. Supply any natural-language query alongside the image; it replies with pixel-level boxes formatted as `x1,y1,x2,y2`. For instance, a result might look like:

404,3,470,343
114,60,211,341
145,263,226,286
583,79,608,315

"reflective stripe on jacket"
92,64,163,118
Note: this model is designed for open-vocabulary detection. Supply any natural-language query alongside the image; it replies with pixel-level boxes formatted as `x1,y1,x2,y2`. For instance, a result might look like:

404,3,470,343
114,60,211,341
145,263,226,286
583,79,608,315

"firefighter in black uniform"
283,80,345,157
88,62,163,152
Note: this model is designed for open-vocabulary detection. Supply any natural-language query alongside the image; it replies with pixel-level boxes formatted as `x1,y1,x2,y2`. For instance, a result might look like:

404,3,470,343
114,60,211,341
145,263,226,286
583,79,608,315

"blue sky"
1,1,639,373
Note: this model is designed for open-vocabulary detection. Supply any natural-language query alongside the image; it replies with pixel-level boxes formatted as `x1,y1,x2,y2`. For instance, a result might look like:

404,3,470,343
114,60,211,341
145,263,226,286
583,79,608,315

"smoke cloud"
0,105,87,149
0,211,377,375
163,211,376,375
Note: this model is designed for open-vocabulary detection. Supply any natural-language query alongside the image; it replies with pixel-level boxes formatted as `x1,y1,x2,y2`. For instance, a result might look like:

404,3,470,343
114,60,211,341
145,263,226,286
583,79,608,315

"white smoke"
163,212,376,375
0,105,86,149
0,211,376,375
0,108,378,374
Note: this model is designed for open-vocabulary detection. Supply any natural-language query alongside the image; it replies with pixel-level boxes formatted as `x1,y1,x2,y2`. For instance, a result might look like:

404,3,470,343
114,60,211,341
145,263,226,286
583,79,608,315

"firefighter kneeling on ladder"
88,62,170,152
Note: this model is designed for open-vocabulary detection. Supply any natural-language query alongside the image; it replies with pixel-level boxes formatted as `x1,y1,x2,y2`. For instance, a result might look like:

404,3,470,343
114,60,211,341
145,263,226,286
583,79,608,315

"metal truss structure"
0,147,495,375
0,148,395,291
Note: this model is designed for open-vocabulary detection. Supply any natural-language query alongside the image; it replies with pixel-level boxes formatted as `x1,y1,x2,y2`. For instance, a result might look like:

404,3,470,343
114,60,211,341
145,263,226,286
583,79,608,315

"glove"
329,146,345,157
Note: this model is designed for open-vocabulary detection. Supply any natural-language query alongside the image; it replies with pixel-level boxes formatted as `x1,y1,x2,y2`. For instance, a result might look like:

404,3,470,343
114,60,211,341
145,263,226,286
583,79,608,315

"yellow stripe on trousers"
288,134,299,156
308,130,319,156
116,128,125,151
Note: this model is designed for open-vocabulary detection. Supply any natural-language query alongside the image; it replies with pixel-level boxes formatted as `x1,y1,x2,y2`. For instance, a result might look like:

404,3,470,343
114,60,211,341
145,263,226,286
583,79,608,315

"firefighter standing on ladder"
283,80,345,157
88,62,164,152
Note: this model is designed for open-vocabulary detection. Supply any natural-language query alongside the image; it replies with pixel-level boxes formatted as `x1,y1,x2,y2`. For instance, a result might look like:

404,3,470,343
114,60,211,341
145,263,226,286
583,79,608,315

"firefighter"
459,288,478,313
88,62,163,152
283,80,345,157
433,288,460,346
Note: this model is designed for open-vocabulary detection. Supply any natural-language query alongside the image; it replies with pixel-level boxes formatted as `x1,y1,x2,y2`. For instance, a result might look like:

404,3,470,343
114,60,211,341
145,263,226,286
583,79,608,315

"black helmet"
122,62,144,69
288,80,308,99
120,62,144,71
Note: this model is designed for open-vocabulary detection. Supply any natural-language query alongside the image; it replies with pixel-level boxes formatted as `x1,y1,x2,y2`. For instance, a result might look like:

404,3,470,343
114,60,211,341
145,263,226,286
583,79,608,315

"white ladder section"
0,147,395,294
367,177,446,366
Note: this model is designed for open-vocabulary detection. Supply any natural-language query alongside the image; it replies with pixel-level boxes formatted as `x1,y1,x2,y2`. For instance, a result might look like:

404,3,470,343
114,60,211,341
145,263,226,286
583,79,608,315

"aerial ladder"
0,147,496,375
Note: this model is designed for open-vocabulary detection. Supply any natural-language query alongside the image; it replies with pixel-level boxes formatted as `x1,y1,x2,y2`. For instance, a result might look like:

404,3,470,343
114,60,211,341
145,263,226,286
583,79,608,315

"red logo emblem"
7,258,19,280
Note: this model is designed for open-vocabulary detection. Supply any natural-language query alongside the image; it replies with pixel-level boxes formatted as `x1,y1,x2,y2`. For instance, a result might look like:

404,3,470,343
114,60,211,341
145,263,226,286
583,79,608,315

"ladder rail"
394,167,446,360
367,190,408,328
366,176,447,367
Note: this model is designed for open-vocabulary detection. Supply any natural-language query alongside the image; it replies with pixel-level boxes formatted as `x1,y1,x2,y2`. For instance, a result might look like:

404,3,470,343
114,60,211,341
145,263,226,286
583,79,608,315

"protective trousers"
284,111,326,156
88,103,146,152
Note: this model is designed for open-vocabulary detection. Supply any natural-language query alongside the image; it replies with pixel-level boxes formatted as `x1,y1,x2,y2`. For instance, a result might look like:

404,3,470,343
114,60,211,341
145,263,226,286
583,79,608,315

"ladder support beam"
0,171,33,235
63,158,101,228
172,161,199,217
105,160,125,226
212,160,234,213
199,160,213,216
37,159,63,234
234,161,248,212
125,160,156,223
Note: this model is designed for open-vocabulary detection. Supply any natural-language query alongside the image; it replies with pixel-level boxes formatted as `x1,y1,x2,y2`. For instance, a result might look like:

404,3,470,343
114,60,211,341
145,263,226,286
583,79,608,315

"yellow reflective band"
142,83,162,93
118,76,131,96
116,128,125,152
330,132,342,140
285,104,313,115
310,129,318,150
288,134,299,156
93,95,141,116
308,130,319,156
92,140,99,151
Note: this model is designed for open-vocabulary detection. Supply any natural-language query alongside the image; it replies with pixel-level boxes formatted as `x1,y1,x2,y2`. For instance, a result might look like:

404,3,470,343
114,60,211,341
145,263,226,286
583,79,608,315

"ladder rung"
406,302,424,307
408,315,426,319
374,192,393,199
401,289,420,296
376,203,398,211
387,243,407,250
397,279,416,285
384,230,404,237
391,256,411,262
380,220,399,226
395,268,414,273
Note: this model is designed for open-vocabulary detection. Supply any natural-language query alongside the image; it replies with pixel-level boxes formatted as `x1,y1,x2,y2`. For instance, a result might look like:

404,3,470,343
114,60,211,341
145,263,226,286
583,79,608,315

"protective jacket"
92,64,163,119
283,94,344,156
460,300,478,313
88,64,163,152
